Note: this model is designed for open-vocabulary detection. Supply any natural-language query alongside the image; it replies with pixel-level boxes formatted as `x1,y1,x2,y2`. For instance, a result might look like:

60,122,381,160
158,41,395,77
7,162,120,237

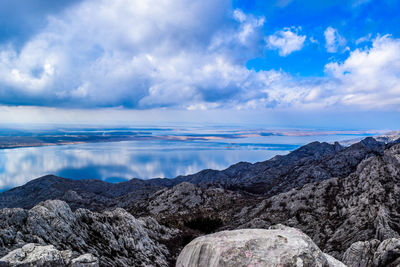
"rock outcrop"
342,239,380,267
373,238,400,267
0,243,98,266
176,224,345,267
342,238,400,267
128,182,248,229
0,200,179,267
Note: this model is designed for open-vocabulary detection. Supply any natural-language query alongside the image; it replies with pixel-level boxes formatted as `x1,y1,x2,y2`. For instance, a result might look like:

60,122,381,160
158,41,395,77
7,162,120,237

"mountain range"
0,136,399,266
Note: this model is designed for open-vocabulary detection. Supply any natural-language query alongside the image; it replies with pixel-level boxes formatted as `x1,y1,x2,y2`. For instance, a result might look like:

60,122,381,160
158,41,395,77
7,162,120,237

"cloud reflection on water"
0,140,293,190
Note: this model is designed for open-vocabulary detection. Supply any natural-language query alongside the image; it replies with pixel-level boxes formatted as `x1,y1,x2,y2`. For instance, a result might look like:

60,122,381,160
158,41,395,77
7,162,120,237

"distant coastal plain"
0,127,385,150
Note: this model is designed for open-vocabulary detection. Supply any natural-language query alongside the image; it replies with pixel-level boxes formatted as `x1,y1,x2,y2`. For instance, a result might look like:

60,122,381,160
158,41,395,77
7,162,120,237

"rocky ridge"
0,176,175,211
229,143,400,258
125,141,400,264
0,200,179,266
0,137,391,212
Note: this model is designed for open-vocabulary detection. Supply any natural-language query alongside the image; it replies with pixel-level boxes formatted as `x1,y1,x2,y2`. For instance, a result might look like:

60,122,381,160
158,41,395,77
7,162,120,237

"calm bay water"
0,129,374,190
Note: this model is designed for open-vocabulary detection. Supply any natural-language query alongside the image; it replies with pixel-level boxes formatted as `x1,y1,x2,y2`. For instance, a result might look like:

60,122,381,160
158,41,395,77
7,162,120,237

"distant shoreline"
0,136,136,150
0,128,391,150
0,134,241,150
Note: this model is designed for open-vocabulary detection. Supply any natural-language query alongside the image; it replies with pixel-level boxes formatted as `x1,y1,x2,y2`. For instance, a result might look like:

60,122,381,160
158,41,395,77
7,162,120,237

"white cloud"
309,37,319,44
324,26,347,53
355,34,372,45
324,35,400,108
0,0,272,108
266,27,306,56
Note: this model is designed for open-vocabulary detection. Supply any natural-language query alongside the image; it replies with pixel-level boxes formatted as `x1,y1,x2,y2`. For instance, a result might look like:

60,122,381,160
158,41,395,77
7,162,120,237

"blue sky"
0,0,399,129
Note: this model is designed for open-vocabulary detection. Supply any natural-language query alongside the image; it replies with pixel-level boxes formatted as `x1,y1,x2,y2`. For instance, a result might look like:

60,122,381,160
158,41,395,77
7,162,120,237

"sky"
0,0,399,129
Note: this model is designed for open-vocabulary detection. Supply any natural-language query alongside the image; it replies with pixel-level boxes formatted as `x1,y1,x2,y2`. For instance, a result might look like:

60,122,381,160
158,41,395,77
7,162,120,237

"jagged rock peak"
360,136,383,149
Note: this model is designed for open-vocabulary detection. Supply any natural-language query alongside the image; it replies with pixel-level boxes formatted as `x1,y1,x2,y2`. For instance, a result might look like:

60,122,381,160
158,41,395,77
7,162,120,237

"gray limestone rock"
342,239,381,267
176,225,345,267
70,253,99,267
373,238,400,267
0,243,96,267
0,200,179,267
232,143,400,259
0,243,99,267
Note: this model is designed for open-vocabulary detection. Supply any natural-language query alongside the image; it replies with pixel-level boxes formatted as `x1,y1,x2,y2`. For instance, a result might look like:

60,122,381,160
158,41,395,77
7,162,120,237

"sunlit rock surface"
176,225,345,267
0,243,98,267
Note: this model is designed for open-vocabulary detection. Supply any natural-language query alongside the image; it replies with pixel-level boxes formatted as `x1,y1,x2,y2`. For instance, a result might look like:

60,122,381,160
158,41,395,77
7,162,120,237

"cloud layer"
0,0,399,111
0,0,269,108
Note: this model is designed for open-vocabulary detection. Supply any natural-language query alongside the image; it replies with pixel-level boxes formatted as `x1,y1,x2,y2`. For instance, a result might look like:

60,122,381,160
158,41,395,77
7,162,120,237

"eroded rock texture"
0,200,179,266
0,243,98,267
176,225,346,267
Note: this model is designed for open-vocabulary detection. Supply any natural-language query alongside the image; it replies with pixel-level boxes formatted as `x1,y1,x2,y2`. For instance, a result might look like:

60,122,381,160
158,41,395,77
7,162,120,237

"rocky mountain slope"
174,137,386,196
0,176,175,211
127,182,249,228
0,137,399,266
0,200,179,266
126,142,400,264
0,137,392,212
230,142,400,259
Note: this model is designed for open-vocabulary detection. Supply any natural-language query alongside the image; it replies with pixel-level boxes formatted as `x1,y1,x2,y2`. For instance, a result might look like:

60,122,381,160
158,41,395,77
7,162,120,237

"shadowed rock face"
176,224,345,267
0,176,175,211
0,200,179,267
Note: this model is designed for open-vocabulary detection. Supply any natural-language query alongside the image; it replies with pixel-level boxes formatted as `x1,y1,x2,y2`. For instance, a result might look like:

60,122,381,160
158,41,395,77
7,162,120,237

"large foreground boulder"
176,224,345,267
